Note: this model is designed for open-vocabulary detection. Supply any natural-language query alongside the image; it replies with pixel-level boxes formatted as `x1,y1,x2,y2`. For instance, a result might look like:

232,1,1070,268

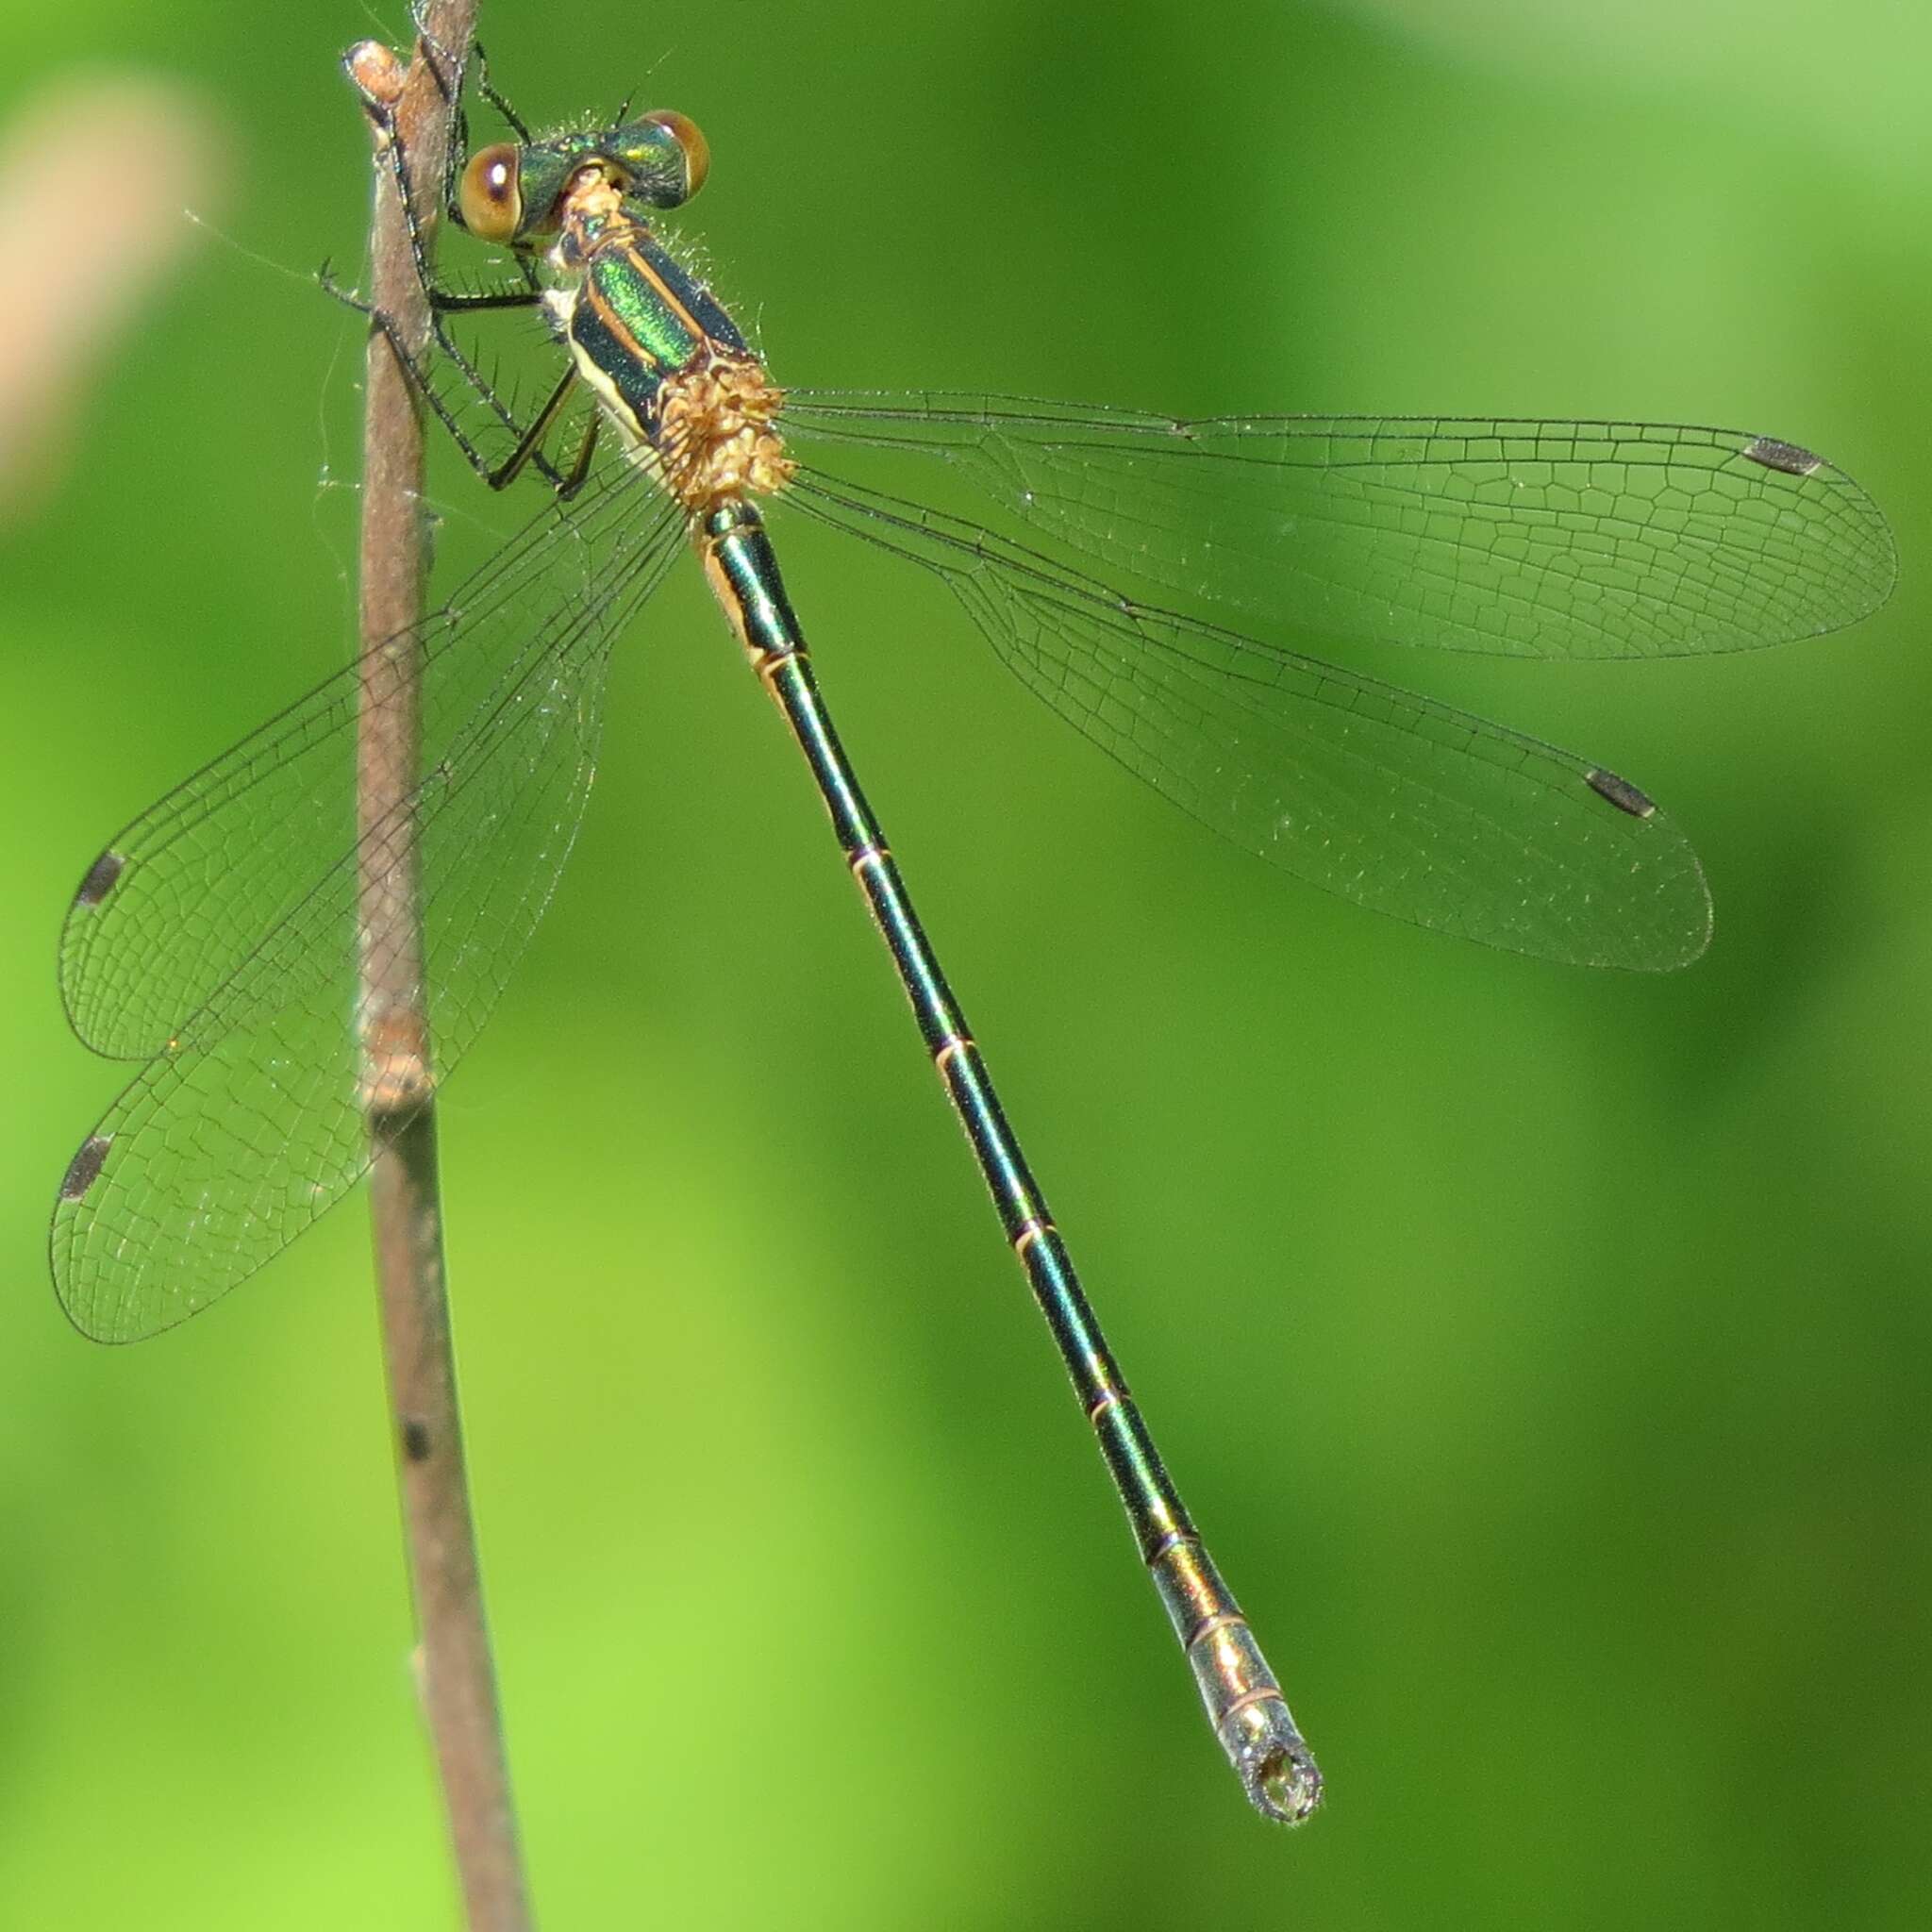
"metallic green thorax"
452,109,781,495
561,217,752,436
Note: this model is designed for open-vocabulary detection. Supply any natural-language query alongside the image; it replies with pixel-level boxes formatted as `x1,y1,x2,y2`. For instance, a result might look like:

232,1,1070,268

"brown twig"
347,10,534,1929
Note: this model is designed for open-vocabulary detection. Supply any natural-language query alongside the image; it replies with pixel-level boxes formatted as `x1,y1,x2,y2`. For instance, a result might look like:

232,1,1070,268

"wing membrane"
59,460,673,1059
52,473,686,1342
787,468,1709,971
783,395,1894,659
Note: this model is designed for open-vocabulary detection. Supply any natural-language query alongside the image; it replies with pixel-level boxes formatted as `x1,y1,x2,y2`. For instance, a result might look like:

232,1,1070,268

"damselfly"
50,74,1894,1824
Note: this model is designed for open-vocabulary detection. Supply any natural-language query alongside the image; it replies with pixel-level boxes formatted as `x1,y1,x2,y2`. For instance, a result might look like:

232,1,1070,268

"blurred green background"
3,1,1927,1925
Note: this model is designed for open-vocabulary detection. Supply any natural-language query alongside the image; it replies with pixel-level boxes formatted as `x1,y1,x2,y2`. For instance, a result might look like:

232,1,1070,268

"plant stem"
349,11,533,1929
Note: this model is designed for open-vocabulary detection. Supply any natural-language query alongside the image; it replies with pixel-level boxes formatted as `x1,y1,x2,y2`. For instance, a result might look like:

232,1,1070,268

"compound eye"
642,110,708,201
458,142,523,242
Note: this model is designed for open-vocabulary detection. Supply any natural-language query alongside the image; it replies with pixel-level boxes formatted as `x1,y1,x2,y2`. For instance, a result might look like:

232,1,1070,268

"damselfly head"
456,112,710,248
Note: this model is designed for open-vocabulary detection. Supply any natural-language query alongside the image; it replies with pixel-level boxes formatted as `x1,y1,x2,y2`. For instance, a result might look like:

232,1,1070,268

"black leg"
472,43,533,143
347,29,586,499
558,414,601,500
487,364,580,491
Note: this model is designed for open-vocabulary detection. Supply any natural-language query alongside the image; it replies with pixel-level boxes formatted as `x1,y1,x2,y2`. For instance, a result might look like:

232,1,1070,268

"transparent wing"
782,395,1895,658
788,469,1709,971
60,461,673,1060
51,471,687,1343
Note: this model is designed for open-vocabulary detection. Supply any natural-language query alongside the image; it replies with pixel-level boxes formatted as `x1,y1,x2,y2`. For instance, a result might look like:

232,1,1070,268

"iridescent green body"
554,208,753,452
523,150,1322,1820
63,85,1890,1829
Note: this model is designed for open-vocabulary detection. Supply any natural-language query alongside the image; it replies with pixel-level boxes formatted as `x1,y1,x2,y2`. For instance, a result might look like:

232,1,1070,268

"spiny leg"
383,28,543,307
318,259,571,492
345,45,560,470
336,49,594,496
488,364,595,493
470,43,533,144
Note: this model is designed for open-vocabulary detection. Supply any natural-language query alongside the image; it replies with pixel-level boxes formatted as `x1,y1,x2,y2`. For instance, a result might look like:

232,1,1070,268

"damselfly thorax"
465,124,793,516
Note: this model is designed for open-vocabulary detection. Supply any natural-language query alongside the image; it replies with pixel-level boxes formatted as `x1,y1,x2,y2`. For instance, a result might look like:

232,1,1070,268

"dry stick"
347,13,533,1931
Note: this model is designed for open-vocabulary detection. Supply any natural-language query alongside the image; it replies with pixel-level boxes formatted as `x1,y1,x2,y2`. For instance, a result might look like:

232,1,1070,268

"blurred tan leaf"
0,75,222,518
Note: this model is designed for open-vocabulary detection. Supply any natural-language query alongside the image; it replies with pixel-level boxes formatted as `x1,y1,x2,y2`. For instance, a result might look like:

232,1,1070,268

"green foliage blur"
2,2,1926,1924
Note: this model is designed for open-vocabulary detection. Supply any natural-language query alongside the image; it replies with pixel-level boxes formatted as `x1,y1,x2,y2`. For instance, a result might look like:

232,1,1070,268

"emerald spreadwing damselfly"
50,64,1894,1824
